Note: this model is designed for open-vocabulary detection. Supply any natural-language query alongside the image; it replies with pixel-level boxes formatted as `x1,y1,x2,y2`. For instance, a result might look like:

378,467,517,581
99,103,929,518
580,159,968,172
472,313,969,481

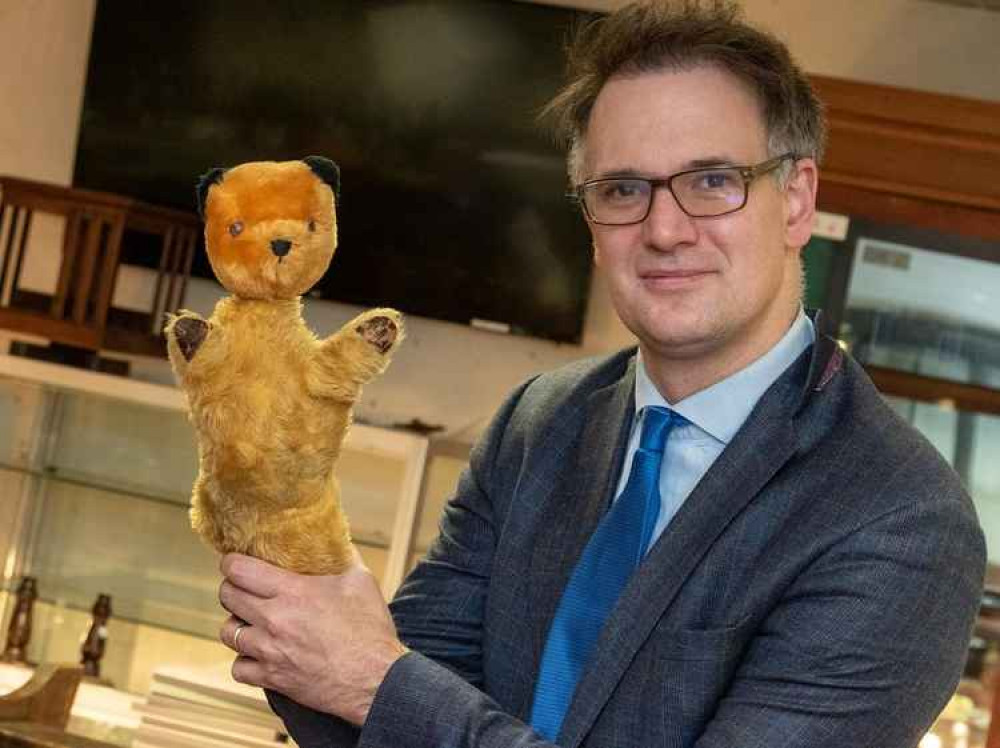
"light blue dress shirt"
613,309,816,549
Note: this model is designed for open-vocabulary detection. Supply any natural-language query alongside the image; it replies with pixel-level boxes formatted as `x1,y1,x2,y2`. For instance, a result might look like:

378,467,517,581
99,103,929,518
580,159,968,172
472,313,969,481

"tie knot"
638,406,676,453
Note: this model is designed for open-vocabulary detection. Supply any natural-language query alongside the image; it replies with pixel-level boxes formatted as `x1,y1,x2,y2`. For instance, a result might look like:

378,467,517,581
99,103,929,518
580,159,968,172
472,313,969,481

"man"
217,2,986,747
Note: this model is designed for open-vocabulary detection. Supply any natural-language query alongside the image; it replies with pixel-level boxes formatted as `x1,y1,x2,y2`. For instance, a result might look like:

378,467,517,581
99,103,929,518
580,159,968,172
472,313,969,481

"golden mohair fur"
164,158,403,574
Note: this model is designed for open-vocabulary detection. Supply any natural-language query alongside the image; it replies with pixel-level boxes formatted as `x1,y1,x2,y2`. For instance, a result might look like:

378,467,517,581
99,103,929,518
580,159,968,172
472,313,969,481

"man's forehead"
591,65,765,126
582,70,768,178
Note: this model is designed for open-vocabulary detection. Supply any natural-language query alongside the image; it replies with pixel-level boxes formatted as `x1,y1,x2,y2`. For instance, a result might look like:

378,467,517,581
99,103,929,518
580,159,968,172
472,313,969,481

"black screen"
74,0,595,343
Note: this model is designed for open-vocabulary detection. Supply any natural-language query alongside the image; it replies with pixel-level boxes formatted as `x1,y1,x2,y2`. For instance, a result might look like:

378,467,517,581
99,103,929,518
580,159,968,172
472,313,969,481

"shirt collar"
635,308,815,444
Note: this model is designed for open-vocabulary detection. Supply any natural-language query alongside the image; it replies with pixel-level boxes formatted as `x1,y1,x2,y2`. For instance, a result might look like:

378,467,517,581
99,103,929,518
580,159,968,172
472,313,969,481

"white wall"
0,0,96,184
3,0,999,441
534,0,1000,103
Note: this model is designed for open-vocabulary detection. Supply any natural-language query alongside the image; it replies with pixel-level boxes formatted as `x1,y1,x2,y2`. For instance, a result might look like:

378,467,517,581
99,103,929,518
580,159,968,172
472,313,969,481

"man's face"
582,65,816,383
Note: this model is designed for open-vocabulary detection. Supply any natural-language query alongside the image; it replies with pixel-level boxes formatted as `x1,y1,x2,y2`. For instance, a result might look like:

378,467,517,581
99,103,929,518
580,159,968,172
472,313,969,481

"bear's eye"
228,221,244,237
308,219,317,232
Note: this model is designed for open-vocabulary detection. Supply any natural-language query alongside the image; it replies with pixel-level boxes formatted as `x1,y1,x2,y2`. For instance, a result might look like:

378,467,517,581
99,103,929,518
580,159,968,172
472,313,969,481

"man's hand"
218,551,408,726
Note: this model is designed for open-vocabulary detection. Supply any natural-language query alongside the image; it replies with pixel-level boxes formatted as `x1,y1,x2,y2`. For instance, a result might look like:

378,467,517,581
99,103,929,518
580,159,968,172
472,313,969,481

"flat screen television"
73,0,596,343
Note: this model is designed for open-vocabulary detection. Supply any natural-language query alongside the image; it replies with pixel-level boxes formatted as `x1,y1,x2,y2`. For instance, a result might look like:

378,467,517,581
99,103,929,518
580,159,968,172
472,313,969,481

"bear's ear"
195,167,226,218
303,156,341,202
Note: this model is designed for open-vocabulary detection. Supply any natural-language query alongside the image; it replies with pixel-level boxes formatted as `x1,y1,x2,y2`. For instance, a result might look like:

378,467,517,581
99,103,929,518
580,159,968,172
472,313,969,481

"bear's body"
164,158,401,574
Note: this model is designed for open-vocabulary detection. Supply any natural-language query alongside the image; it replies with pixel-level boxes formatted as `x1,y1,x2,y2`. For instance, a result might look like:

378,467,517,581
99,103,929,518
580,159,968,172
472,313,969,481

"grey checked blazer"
271,324,986,748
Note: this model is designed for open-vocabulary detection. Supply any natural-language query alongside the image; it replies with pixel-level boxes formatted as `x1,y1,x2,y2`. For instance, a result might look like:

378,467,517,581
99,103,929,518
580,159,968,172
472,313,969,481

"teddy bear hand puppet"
164,157,403,575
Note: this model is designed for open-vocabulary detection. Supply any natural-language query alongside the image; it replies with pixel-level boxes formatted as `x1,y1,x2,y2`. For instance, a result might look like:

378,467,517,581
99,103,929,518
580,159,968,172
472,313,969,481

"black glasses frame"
572,152,798,225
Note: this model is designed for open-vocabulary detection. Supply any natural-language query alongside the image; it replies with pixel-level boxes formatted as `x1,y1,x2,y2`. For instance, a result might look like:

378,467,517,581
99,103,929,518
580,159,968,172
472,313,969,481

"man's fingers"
219,578,267,625
228,623,259,659
231,655,267,688
220,615,249,651
220,553,290,598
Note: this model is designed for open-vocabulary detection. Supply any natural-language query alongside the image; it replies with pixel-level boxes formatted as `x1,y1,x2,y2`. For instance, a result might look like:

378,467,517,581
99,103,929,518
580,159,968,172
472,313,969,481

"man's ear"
590,236,604,268
783,157,818,251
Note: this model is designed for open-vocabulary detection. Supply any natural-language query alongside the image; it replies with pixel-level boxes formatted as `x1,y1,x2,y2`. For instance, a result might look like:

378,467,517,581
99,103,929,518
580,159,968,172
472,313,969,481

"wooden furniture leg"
987,672,1000,748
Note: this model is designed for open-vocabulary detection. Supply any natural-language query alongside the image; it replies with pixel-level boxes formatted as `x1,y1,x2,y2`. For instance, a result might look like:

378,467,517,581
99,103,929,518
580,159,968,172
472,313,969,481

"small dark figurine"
80,593,111,679
1,576,37,665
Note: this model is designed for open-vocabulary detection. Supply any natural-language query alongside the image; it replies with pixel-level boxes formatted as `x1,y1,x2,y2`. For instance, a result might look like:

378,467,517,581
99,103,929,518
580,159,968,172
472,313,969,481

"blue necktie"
530,406,677,741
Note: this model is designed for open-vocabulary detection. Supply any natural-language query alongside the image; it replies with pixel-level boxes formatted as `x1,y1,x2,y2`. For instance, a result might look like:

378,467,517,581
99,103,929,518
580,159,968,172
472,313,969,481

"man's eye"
694,171,737,191
229,221,244,237
598,180,645,202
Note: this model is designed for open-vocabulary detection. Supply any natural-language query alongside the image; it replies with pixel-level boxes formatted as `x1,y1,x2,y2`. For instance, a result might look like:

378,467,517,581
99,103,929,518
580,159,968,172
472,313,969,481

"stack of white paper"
133,664,293,748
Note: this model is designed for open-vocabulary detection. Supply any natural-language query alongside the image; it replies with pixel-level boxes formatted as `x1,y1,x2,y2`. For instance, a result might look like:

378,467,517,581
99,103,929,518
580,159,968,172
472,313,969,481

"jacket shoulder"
509,347,635,429
814,353,976,518
467,348,634,486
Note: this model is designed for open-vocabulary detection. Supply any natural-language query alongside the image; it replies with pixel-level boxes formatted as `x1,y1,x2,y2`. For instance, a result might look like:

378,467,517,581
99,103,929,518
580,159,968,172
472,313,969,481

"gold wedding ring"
233,622,249,654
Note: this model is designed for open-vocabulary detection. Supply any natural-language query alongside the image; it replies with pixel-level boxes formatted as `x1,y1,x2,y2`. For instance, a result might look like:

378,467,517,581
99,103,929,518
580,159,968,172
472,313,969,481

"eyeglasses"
574,153,797,225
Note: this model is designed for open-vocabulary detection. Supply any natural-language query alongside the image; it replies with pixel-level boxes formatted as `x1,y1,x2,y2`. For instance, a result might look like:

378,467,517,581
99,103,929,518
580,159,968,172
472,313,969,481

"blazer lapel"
519,357,636,718
558,356,808,748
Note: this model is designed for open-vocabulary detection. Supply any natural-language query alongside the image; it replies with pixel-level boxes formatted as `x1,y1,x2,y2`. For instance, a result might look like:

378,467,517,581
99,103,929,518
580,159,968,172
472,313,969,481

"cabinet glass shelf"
0,459,395,551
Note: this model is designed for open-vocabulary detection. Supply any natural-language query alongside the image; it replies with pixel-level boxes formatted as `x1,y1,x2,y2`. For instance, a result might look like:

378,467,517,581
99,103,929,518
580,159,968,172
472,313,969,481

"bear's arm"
310,308,403,401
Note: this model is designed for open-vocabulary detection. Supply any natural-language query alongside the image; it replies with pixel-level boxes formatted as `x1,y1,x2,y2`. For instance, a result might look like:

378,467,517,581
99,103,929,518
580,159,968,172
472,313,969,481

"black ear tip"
195,167,226,218
302,156,341,201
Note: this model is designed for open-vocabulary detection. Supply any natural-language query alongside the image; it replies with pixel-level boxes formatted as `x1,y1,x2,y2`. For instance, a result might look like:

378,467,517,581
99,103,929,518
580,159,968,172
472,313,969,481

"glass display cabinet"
0,352,428,699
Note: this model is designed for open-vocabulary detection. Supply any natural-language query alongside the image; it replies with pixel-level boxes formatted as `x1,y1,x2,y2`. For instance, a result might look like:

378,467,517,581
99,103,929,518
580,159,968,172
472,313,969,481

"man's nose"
641,186,698,248
271,239,292,257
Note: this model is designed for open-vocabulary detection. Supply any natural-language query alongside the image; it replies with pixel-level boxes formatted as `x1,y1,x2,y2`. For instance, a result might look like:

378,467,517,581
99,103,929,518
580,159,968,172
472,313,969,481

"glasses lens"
582,179,651,224
672,168,746,217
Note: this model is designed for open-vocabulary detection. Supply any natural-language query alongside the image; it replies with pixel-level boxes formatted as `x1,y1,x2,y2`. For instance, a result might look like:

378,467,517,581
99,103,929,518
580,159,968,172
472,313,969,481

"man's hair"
541,0,827,184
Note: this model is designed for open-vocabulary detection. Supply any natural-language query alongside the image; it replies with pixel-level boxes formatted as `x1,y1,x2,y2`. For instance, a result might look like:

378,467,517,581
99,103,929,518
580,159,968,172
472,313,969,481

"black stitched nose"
270,239,292,257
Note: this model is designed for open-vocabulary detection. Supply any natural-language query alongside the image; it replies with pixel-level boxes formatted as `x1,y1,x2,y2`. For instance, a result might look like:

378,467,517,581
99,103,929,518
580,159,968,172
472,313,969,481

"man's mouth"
639,268,714,287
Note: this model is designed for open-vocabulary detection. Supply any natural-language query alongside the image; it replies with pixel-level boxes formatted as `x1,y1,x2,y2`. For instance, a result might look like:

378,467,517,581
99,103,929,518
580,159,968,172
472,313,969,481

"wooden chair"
0,176,200,360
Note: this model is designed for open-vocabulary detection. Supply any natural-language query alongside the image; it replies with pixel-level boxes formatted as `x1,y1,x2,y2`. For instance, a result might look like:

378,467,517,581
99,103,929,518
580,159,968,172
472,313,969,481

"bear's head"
195,156,341,300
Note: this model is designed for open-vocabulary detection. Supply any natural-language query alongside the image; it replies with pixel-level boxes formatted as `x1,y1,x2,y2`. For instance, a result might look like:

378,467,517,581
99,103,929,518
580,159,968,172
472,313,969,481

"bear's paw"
173,316,211,361
356,315,398,355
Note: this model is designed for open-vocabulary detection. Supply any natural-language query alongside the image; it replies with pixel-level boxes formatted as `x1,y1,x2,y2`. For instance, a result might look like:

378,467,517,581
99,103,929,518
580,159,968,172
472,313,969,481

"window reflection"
842,238,1000,392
